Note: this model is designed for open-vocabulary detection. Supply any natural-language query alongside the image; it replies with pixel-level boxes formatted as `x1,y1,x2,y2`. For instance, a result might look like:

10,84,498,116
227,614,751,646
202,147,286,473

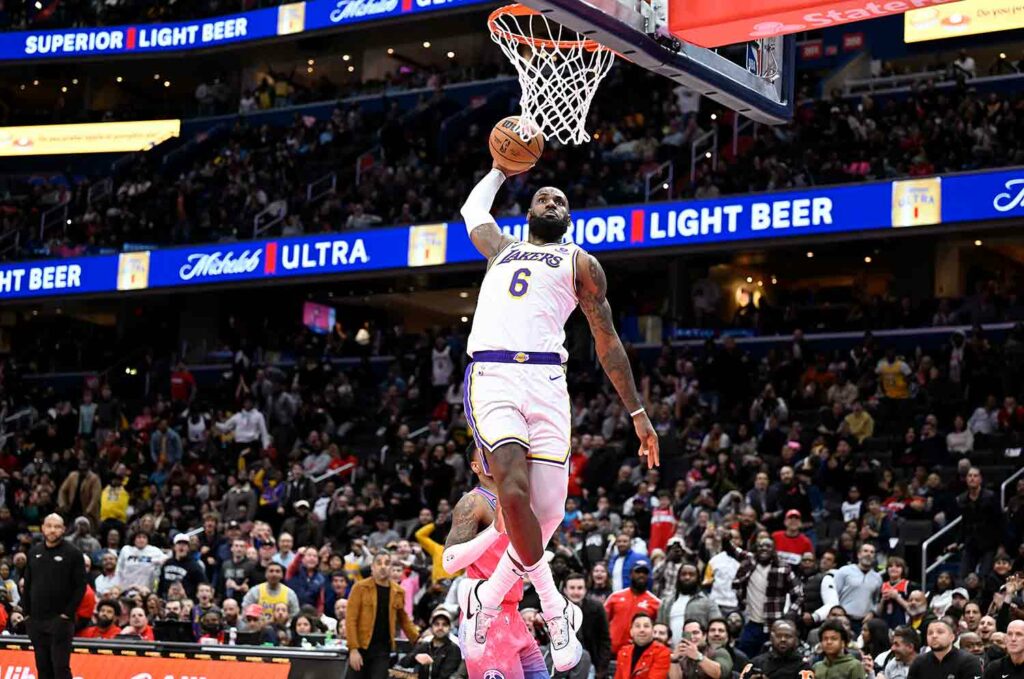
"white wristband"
630,407,646,417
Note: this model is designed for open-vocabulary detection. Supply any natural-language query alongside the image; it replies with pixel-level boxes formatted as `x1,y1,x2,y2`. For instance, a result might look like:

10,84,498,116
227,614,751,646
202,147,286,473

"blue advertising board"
0,0,492,61
0,167,1020,301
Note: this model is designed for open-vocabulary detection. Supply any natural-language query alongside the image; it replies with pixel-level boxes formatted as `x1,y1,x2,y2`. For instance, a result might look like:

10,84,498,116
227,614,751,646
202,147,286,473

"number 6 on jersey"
508,268,531,298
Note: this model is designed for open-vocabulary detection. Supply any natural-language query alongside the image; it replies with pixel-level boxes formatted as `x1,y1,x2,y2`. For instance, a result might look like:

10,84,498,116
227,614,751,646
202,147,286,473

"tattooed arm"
577,252,660,467
442,491,502,573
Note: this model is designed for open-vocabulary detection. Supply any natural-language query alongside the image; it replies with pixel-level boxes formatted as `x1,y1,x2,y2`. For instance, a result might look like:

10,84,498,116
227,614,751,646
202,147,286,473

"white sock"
477,549,522,610
525,557,564,621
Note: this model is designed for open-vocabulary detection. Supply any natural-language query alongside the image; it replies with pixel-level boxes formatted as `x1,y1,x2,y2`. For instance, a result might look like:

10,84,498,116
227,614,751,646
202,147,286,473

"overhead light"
459,291,469,298
72,78,78,85
347,65,355,72
18,84,24,90
974,239,983,246
116,76,123,83
32,80,39,86
447,51,456,59
34,1,42,8
460,316,469,323
704,151,712,159
423,41,431,48
864,256,872,263
61,86,67,93
806,251,814,258
745,276,753,283
1001,52,1007,60
153,73,160,80
31,310,38,316
307,67,314,73
342,54,351,61
308,58,314,65
66,219,71,225
387,48,395,55
710,113,717,120
163,80,171,88
662,183,669,190
757,280,763,287
771,276,778,284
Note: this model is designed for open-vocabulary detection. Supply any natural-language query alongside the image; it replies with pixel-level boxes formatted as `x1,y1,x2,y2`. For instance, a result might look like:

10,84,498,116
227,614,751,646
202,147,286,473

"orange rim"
488,3,609,52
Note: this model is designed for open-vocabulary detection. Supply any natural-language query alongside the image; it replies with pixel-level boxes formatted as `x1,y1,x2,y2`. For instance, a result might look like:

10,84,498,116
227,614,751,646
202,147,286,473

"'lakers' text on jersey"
467,241,584,363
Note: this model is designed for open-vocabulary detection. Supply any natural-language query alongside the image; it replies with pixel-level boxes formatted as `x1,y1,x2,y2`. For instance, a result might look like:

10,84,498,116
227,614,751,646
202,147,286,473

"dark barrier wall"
0,637,349,679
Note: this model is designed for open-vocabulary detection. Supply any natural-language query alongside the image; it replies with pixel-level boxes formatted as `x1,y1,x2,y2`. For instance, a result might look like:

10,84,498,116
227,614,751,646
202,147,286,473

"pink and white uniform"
459,486,550,679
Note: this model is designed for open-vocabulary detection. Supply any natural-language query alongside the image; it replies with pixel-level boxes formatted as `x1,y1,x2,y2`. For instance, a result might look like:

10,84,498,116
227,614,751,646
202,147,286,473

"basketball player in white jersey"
457,159,660,672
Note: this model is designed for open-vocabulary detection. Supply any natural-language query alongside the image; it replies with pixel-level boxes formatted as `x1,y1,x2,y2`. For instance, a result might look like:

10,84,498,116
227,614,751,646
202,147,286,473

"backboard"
514,0,795,125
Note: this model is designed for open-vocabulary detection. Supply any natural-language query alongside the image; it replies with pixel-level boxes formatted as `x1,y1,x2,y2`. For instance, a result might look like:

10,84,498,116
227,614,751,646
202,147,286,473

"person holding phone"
671,620,731,679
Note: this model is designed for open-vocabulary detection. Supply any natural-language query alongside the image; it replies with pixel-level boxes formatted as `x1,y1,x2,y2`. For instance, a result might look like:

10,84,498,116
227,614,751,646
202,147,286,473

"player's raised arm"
577,252,660,468
460,163,518,259
442,490,503,573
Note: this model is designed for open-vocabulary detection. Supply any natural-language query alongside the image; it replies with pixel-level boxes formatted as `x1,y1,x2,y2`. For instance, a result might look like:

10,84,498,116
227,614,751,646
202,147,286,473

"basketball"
489,116,544,174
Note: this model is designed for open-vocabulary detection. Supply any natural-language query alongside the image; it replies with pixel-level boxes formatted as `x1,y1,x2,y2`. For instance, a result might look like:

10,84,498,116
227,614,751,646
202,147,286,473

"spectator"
878,557,913,629
707,618,748,675
346,552,419,679
953,49,977,78
157,533,207,599
606,561,661,654
771,510,814,566
907,619,982,678
56,457,102,526
77,600,121,639
286,547,326,610
879,625,919,679
954,467,1002,577
801,550,839,628
281,500,320,548
738,620,813,678
99,469,130,532
242,603,279,645
614,612,671,679
813,618,865,679
242,562,299,619
120,607,155,641
150,419,183,467
726,537,803,657
219,538,258,601
841,401,874,444
833,543,881,635
94,551,118,595
946,415,974,457
657,563,722,642
394,608,462,679
705,531,740,614
565,572,612,679
116,531,169,591
672,619,732,679
984,619,1024,679
215,396,271,459
609,533,649,591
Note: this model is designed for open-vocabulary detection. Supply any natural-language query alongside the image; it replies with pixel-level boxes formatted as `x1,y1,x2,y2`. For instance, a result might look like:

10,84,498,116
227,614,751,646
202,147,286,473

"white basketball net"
489,5,615,145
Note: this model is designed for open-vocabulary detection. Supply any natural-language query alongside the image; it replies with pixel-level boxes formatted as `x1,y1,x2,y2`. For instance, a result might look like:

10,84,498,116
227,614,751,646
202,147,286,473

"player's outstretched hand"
633,411,660,468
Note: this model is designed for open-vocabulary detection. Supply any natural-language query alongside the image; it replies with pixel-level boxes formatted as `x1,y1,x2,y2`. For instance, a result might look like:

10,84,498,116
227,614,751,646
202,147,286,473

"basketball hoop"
488,4,615,145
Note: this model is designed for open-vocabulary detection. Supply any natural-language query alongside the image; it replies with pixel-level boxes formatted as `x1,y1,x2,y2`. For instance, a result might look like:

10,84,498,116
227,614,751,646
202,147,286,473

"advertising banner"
1,168,1022,301
905,0,1024,43
0,120,180,156
0,649,291,679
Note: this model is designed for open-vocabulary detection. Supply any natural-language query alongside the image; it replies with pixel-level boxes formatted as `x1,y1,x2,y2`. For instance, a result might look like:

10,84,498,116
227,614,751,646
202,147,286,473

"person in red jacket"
75,583,96,631
78,601,122,639
614,612,671,679
118,606,155,641
605,561,662,654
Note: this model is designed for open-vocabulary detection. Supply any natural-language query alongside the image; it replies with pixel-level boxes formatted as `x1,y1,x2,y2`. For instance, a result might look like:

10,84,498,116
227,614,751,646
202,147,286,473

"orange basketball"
489,116,544,174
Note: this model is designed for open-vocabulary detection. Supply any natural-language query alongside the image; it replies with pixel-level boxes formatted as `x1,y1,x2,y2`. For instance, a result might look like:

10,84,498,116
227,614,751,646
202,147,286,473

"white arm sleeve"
441,524,501,572
460,169,506,235
813,572,839,622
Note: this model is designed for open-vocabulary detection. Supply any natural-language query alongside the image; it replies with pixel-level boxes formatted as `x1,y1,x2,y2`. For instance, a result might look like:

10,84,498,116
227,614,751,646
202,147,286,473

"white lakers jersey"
467,240,584,363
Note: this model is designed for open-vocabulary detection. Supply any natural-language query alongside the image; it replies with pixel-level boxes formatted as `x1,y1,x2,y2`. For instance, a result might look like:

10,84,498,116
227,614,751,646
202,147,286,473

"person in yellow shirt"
99,470,129,530
415,521,460,581
876,349,912,400
842,401,875,444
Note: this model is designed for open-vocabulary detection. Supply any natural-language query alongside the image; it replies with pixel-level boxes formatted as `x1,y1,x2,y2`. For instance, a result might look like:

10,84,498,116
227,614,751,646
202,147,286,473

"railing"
252,200,287,238
306,171,336,203
38,198,70,241
0,228,20,261
844,69,949,95
644,160,674,202
87,177,113,206
921,516,961,586
690,127,718,182
1002,464,1024,508
732,115,756,157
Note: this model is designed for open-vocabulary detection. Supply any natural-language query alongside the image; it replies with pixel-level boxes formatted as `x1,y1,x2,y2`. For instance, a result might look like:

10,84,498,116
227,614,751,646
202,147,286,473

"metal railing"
252,200,287,238
1002,464,1024,508
690,127,718,182
306,171,336,203
644,161,674,202
0,228,20,261
921,516,961,586
87,177,113,206
39,198,70,241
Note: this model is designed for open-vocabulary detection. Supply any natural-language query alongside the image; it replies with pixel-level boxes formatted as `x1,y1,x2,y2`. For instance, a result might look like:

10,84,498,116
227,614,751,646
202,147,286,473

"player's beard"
528,211,570,243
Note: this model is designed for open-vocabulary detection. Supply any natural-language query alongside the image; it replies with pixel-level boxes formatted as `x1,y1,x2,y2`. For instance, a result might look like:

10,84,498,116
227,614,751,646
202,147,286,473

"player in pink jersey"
443,446,550,679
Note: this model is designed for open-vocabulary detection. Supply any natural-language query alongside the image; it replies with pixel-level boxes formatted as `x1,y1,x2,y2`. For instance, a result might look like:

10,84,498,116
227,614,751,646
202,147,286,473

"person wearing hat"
771,510,814,567
157,533,207,599
395,608,462,679
241,603,278,645
606,560,661,654
281,499,320,548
